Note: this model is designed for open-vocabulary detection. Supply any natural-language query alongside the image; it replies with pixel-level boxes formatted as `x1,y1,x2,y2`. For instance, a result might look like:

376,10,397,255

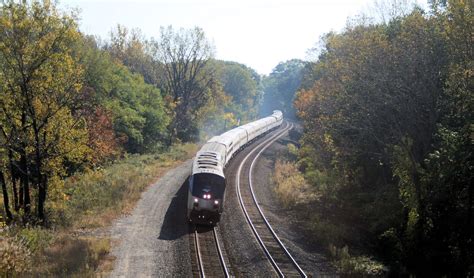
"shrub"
329,244,387,276
273,160,316,207
0,235,32,275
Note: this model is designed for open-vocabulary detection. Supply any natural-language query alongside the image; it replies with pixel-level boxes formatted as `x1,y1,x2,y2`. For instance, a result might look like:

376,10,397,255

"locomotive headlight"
194,198,199,203
214,200,219,205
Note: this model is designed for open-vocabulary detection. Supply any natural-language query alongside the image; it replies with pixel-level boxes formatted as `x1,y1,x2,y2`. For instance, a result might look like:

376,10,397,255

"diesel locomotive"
187,111,283,225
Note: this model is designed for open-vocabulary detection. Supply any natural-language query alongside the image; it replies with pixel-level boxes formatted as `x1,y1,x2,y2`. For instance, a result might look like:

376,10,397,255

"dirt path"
109,159,193,277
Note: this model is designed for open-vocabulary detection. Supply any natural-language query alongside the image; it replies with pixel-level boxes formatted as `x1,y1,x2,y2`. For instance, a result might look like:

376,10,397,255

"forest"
0,1,262,226
0,1,264,274
0,0,472,276
287,0,472,275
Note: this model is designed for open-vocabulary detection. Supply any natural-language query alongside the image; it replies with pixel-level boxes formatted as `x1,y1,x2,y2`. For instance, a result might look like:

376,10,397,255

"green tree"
106,63,169,153
78,35,170,154
261,59,305,119
215,60,261,121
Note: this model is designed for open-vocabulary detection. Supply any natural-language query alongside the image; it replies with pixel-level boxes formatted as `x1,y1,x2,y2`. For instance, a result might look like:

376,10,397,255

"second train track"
236,121,307,277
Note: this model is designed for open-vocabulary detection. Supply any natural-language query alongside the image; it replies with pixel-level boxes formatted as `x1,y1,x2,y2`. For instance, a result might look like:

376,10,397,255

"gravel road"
109,159,193,277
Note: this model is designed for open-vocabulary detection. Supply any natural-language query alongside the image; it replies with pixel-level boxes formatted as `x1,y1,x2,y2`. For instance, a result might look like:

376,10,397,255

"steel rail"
213,226,230,277
194,227,206,278
248,123,307,277
236,122,303,277
193,225,229,278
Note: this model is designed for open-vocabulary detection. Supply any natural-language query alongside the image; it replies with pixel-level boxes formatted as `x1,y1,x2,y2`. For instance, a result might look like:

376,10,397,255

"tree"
106,25,163,87
77,34,170,154
261,59,305,119
152,26,215,142
294,1,472,274
0,0,89,222
215,60,261,122
105,63,170,153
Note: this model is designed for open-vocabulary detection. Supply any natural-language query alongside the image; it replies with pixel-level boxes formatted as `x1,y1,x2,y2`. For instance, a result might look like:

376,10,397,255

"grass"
272,143,388,276
273,158,316,208
60,143,197,229
0,143,197,276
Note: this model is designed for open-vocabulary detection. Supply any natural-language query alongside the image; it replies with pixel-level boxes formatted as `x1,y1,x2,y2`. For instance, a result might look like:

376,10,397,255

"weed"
0,235,32,275
329,244,387,276
273,159,316,208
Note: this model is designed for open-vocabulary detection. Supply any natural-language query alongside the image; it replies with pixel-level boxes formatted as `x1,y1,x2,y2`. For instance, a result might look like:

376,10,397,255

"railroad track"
191,224,230,277
236,121,307,278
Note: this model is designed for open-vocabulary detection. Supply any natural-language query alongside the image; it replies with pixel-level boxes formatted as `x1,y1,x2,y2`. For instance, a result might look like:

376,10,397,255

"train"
187,110,284,225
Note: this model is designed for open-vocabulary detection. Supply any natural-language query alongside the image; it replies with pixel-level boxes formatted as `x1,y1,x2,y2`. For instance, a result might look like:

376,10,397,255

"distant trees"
294,0,472,275
261,59,305,119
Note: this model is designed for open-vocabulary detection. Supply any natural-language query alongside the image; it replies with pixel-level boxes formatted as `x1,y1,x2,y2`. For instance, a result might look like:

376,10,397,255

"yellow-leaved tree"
0,0,89,223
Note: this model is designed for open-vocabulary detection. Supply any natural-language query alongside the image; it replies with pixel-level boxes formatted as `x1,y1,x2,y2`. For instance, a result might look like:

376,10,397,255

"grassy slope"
0,143,197,276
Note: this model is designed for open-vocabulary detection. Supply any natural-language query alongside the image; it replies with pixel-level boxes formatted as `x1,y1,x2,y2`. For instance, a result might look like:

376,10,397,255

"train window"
192,173,226,198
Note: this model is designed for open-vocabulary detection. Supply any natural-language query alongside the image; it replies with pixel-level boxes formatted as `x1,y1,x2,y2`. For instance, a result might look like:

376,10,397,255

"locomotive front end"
188,173,226,225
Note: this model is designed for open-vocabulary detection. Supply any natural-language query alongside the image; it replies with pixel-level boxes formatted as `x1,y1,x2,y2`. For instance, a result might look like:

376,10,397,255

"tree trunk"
0,171,13,222
9,151,19,211
37,177,46,221
20,112,30,216
20,147,30,215
33,118,45,221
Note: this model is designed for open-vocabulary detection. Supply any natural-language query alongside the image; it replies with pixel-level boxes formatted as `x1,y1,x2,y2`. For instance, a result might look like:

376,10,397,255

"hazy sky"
59,0,426,75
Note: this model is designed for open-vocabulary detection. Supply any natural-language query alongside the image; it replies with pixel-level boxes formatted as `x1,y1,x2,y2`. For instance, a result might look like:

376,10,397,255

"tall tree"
152,26,215,142
216,60,261,121
294,1,472,274
0,0,89,222
107,25,163,86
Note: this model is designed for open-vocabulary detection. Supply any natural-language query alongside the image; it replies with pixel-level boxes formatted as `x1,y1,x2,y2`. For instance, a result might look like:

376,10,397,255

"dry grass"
0,143,198,276
61,143,197,230
0,235,32,274
273,159,317,208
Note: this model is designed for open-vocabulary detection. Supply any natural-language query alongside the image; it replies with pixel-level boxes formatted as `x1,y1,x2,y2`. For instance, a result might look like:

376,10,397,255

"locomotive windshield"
192,173,225,198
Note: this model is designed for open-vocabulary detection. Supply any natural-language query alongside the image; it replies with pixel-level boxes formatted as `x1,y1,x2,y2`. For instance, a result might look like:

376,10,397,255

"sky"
59,0,426,75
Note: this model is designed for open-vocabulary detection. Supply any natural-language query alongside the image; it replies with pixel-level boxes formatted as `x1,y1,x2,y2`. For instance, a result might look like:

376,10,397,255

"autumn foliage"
0,0,263,227
294,0,473,275
84,107,121,164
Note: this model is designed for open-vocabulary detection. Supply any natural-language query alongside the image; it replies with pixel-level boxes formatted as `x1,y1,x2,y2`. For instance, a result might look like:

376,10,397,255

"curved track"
236,122,307,277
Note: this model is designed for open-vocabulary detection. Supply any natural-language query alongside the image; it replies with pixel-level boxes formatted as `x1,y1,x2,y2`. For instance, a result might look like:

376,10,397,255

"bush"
0,235,32,275
273,160,316,208
329,244,387,276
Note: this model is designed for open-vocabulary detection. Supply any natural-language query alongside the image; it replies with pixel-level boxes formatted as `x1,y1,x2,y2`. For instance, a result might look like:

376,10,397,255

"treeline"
0,1,261,224
261,59,305,119
293,0,472,275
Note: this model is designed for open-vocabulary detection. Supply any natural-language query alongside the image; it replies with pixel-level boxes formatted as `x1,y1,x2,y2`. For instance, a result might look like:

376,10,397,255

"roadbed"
109,159,193,277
